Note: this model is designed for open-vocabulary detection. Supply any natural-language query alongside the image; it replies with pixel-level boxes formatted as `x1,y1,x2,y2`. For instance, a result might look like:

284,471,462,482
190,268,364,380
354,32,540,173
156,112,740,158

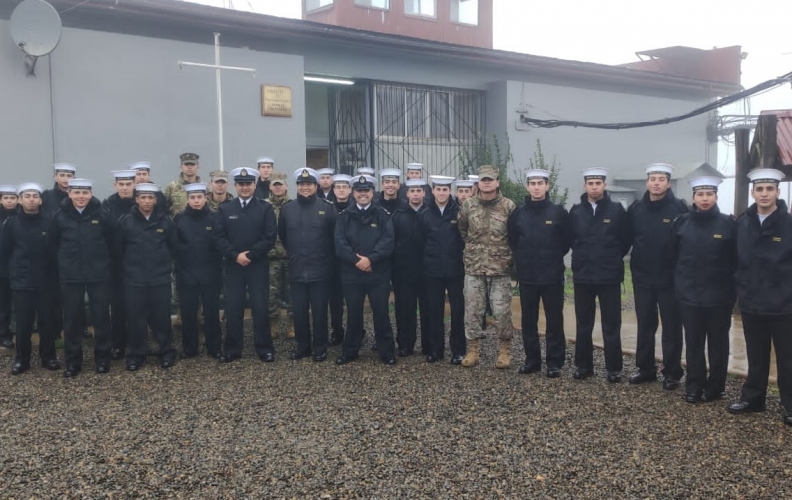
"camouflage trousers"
269,259,291,318
464,274,514,341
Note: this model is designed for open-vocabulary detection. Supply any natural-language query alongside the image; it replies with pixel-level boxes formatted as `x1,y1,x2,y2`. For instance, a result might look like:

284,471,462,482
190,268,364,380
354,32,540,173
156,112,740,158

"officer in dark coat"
279,168,337,361
49,179,114,377
102,170,138,359
316,168,337,202
0,184,18,349
215,167,277,362
508,169,570,378
670,176,736,403
728,168,792,426
418,176,465,364
255,156,274,200
2,183,59,374
391,178,428,358
569,168,631,382
174,183,222,359
328,174,352,346
334,174,396,365
117,183,178,371
627,163,689,389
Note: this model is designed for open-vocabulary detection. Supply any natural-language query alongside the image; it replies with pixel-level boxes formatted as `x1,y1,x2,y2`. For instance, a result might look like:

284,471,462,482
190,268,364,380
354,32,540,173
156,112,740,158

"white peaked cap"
645,163,674,176
68,178,93,189
526,169,551,180
688,176,723,191
582,167,609,179
17,183,44,195
747,168,784,184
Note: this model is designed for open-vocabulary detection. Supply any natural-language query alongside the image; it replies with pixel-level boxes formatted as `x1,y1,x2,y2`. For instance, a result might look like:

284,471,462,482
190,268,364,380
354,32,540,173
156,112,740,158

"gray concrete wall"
0,20,306,198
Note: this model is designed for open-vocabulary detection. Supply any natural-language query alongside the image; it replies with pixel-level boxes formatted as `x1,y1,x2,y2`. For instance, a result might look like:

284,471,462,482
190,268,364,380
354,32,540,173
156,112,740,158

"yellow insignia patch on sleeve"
713,234,722,239
545,220,553,225
603,218,611,223
663,218,671,223
318,211,325,215
156,228,164,233
773,236,782,242
206,226,213,231
371,223,377,227
91,220,99,224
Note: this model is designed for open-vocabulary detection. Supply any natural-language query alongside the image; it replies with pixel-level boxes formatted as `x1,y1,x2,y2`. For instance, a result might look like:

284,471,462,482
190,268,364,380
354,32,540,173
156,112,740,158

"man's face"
333,183,350,202
478,177,499,195
381,177,400,196
646,174,670,197
136,193,157,213
407,186,425,206
456,187,472,204
433,185,451,205
187,192,206,210
693,189,717,211
69,188,92,209
19,191,41,213
258,163,273,180
585,179,606,201
297,181,317,198
114,179,135,199
319,175,333,190
54,170,74,190
407,170,422,180
235,181,255,198
211,179,228,196
751,182,779,210
135,169,150,184
527,179,549,201
1,194,18,210
353,188,373,206
180,161,198,179
271,182,288,197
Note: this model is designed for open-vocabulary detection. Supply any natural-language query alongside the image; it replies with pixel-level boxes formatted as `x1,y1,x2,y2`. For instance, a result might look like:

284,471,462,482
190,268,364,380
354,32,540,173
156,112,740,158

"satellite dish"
10,0,62,75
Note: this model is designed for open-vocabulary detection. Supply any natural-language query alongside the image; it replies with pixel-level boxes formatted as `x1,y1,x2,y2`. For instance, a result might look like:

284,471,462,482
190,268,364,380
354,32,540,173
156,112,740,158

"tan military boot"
495,339,511,369
286,317,295,339
461,339,480,367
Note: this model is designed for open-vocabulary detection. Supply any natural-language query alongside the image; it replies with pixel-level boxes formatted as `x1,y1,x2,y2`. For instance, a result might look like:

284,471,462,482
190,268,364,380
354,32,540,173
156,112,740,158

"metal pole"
214,32,224,172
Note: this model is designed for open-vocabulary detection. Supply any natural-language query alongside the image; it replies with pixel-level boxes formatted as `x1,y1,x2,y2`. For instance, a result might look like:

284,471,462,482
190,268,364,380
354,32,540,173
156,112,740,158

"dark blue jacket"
49,197,114,283
174,205,222,286
214,197,277,266
117,206,177,287
417,199,464,278
334,204,394,284
569,192,631,284
2,210,56,290
278,195,337,282
509,197,570,285
391,203,425,281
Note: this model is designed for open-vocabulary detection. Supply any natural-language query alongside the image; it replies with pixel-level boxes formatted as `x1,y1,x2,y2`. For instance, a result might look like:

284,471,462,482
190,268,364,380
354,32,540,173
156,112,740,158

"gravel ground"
1,314,790,499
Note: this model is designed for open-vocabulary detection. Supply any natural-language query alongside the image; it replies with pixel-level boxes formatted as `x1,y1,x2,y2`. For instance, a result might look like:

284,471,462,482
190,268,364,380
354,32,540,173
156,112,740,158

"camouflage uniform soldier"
266,172,293,338
206,170,234,211
458,165,517,368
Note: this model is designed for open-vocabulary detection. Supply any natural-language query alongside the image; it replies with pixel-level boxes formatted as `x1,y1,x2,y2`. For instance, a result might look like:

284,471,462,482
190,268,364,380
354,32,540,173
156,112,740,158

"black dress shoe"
784,413,792,427
335,354,358,365
425,354,440,363
0,339,14,349
312,351,327,362
95,364,110,374
685,392,702,403
219,354,241,364
727,400,765,414
573,368,593,380
110,348,124,361
259,352,275,363
518,364,541,375
450,354,464,365
289,350,311,361
160,359,175,369
180,351,198,359
126,362,141,372
606,371,622,383
398,348,413,357
628,371,657,384
546,367,562,378
382,356,397,366
63,366,81,378
11,361,28,375
662,378,681,391
702,391,724,403
42,359,61,371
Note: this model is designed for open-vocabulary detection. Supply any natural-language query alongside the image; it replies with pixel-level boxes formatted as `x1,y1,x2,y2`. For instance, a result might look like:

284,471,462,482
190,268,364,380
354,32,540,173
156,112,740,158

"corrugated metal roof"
761,110,792,167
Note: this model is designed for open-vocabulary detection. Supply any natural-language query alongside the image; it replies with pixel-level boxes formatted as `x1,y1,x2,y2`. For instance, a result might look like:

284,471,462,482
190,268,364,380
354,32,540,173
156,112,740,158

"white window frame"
404,0,436,19
355,0,390,9
305,0,334,13
450,0,479,26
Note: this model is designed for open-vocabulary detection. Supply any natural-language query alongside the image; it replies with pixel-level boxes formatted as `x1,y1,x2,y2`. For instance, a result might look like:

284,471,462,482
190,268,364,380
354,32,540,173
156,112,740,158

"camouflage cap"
478,165,499,180
180,152,199,164
209,170,228,182
270,172,288,185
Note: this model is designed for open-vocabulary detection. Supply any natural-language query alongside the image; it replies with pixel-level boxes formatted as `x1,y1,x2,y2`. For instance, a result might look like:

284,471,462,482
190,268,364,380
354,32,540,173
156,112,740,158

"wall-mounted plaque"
261,85,292,117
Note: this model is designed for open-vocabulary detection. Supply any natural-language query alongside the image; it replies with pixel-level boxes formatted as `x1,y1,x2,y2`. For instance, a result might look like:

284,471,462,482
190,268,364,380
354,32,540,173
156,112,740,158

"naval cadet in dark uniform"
377,168,405,215
174,183,222,359
670,176,736,403
279,168,337,362
316,168,337,202
627,163,688,390
0,184,18,350
117,183,178,370
2,183,59,374
334,174,396,365
49,178,114,377
255,156,274,200
508,169,570,378
728,168,792,426
215,167,277,363
569,167,631,382
328,174,352,346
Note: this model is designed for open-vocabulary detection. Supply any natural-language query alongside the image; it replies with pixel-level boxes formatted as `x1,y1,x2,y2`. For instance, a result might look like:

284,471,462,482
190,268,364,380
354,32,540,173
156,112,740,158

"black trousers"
291,280,330,355
328,269,345,337
740,312,792,412
110,275,127,353
62,282,112,367
680,302,732,396
13,289,56,365
126,284,174,363
0,277,13,342
574,283,622,373
424,275,465,358
634,285,683,379
520,282,566,369
343,280,395,359
180,283,221,357
225,261,272,358
393,274,430,354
